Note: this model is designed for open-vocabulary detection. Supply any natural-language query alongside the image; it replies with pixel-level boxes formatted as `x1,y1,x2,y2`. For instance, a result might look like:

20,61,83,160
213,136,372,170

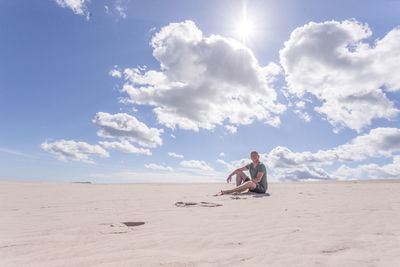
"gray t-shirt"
246,162,268,190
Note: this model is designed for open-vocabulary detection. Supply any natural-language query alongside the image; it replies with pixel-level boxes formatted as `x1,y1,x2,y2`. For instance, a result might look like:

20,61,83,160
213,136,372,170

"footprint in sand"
321,246,348,254
99,221,145,234
174,201,222,207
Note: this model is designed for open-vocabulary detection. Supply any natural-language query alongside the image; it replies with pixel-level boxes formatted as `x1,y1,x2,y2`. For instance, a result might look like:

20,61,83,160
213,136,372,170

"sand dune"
1,179,400,266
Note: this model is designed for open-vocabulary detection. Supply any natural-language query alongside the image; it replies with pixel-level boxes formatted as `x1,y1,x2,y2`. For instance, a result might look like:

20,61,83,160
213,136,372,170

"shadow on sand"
212,191,271,198
241,192,271,198
227,192,270,200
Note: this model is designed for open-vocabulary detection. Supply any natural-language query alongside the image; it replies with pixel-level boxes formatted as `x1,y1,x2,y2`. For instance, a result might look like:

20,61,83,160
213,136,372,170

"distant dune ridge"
1,179,400,266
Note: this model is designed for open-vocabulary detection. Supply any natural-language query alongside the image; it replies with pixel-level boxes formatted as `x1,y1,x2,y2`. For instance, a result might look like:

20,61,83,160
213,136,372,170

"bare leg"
221,181,257,195
236,170,247,186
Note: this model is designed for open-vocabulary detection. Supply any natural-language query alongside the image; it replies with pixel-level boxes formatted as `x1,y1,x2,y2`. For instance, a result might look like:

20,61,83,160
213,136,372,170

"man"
221,151,267,195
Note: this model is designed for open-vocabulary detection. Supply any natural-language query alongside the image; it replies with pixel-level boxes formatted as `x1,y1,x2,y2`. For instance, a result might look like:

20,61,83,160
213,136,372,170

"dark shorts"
244,177,266,194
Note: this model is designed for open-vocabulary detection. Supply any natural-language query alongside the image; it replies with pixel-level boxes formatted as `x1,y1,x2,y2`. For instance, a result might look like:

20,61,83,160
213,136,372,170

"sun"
236,18,255,42
234,1,256,44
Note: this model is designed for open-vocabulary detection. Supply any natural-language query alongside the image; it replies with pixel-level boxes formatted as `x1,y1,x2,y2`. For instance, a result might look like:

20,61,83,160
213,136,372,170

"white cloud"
293,101,311,122
269,127,400,166
273,165,333,181
180,160,214,171
333,127,400,161
219,152,225,157
93,112,163,148
41,139,109,164
168,152,184,158
99,140,151,155
103,1,128,19
170,134,176,139
280,19,400,132
333,156,400,180
296,101,306,109
294,110,311,122
55,0,90,20
115,5,127,19
267,146,333,169
117,20,285,132
144,163,173,171
332,165,364,181
224,125,237,134
266,146,336,181
266,127,400,181
109,69,122,78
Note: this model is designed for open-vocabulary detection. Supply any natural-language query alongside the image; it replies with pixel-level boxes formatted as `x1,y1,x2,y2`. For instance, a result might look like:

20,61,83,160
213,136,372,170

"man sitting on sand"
221,151,267,195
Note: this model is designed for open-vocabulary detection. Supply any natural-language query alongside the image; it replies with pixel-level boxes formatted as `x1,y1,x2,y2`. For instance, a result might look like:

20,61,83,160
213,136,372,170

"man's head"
250,151,260,163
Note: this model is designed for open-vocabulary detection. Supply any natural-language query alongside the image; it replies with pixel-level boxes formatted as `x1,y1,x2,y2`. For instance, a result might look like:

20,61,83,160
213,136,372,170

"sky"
1,0,400,183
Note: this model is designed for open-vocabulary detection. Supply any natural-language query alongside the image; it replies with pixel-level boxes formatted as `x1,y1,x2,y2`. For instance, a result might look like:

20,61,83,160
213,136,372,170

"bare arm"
228,166,248,178
252,172,264,184
226,166,248,183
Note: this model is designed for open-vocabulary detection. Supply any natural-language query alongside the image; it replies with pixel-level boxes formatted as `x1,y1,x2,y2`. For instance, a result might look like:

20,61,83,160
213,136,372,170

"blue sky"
1,0,400,183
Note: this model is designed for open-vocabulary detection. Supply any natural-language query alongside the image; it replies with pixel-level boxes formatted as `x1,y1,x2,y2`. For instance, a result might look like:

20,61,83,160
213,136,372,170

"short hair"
250,151,259,155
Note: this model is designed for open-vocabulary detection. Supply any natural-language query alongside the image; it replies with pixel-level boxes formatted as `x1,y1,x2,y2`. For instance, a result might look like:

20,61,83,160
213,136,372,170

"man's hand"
226,175,232,183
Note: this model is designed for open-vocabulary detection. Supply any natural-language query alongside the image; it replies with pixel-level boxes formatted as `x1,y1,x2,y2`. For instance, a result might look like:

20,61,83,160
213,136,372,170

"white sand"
1,179,400,266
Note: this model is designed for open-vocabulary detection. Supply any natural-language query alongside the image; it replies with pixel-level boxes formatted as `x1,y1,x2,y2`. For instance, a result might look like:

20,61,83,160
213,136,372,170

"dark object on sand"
122,222,145,227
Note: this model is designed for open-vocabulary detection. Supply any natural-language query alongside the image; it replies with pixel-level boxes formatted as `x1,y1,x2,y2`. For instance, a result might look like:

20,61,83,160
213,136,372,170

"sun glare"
234,1,256,44
236,19,254,42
